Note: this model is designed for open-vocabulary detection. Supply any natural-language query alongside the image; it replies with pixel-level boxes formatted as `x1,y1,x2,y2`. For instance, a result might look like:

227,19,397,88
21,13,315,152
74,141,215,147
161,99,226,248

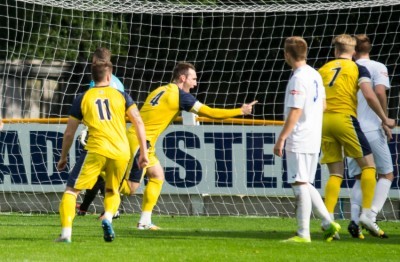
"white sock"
103,212,113,222
292,185,311,238
61,227,72,239
350,180,362,224
371,178,392,222
308,183,331,228
139,211,152,225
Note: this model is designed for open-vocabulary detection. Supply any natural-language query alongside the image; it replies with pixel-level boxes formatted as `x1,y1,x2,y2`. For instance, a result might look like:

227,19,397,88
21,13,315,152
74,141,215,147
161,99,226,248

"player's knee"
128,181,140,195
64,187,80,197
379,173,394,181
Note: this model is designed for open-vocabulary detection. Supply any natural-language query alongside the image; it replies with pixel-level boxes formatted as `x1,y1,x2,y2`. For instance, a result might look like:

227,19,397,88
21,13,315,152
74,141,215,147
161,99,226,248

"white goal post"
0,0,399,220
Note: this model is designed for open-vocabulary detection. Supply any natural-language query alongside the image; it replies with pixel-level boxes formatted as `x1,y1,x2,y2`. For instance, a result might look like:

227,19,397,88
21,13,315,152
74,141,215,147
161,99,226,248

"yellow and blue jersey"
318,58,371,117
70,86,136,160
136,83,197,145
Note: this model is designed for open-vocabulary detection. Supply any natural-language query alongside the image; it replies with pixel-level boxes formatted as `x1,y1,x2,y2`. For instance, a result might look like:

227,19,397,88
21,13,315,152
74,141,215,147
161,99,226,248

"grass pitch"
0,214,399,261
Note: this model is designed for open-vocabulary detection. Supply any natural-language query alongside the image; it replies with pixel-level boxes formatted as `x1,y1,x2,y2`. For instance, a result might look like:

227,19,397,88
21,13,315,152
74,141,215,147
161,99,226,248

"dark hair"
355,34,372,54
93,47,112,63
91,60,113,83
172,62,196,81
284,37,307,61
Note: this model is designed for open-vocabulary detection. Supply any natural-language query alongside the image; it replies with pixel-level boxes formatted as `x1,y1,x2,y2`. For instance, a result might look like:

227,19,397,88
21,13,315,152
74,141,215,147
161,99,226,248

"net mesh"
0,0,399,220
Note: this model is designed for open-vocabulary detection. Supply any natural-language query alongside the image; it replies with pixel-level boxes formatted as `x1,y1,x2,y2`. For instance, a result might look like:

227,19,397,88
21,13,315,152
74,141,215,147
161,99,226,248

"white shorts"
346,129,393,178
286,151,319,184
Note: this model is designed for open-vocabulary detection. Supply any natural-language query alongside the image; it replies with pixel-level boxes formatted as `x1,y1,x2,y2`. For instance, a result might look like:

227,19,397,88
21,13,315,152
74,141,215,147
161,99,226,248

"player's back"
355,59,390,132
76,86,131,160
285,64,325,153
318,59,360,117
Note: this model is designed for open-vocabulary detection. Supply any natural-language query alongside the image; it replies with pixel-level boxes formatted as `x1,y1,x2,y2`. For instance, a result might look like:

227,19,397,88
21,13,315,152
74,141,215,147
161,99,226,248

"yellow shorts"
321,113,371,164
67,151,128,193
125,132,158,183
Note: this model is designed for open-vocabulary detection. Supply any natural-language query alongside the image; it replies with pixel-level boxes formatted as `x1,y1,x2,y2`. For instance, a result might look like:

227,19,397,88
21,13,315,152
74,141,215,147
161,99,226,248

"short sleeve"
373,63,390,89
120,91,135,110
69,93,85,120
286,77,306,109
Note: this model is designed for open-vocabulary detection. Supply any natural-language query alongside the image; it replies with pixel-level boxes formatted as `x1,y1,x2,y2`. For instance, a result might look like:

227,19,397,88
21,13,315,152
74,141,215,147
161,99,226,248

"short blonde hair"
284,36,307,61
333,34,356,54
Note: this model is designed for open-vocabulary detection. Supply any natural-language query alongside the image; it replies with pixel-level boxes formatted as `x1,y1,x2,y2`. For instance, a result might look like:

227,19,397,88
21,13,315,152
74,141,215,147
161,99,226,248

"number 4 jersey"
70,86,136,160
136,83,198,146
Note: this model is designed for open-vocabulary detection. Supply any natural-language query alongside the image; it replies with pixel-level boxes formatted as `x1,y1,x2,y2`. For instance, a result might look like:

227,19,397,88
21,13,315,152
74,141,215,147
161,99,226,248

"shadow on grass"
114,226,400,245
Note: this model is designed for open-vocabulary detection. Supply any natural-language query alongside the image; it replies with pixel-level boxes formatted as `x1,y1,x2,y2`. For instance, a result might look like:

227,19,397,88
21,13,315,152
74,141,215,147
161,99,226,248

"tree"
0,0,130,61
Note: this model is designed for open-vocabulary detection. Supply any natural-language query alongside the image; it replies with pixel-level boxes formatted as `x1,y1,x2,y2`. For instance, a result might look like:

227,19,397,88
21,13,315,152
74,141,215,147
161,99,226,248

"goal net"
0,0,399,221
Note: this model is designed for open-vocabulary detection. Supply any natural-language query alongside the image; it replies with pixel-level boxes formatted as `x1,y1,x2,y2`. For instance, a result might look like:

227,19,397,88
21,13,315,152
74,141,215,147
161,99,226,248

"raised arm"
193,100,258,119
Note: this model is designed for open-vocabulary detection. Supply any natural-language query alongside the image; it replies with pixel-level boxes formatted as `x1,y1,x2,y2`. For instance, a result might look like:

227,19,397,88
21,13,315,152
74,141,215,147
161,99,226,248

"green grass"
1,214,399,261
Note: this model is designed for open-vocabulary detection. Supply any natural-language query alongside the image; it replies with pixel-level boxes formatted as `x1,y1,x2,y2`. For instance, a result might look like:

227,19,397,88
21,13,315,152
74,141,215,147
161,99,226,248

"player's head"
332,34,356,57
172,62,197,93
93,47,112,63
284,36,307,65
91,60,113,84
354,34,372,55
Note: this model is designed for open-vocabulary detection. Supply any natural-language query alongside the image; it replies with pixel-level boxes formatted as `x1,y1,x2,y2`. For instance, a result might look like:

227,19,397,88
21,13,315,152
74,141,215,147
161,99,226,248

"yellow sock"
119,179,131,196
361,166,376,209
324,175,343,213
104,189,121,215
59,192,77,228
142,178,164,212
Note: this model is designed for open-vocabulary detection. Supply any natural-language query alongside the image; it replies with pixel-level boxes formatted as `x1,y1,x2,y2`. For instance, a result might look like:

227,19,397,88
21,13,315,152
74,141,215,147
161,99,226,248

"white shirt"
356,58,390,132
284,64,325,153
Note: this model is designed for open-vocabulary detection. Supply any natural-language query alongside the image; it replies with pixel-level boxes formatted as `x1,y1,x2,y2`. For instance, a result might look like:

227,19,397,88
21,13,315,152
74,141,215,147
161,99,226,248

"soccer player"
346,34,393,239
274,36,340,243
75,76,125,218
55,51,148,243
75,47,125,218
118,62,257,230
318,34,395,237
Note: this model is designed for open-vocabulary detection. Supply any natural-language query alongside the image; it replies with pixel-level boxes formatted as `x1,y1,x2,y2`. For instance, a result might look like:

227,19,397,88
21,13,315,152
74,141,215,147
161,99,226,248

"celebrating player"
118,61,257,230
346,34,394,239
318,34,395,238
274,36,340,243
55,49,148,243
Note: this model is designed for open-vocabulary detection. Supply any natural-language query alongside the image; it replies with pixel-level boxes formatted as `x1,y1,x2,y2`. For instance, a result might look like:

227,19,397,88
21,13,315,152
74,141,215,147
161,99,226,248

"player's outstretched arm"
359,82,395,128
0,118,3,131
57,117,80,171
127,106,149,169
195,100,258,119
